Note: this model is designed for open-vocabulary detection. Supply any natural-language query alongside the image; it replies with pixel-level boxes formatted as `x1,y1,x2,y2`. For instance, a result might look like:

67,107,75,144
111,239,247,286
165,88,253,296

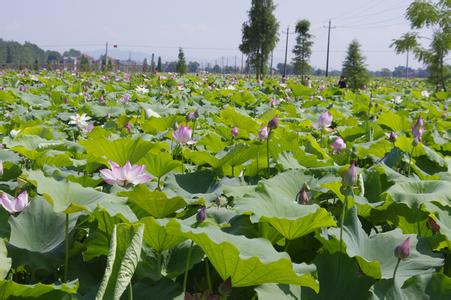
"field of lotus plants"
0,70,449,299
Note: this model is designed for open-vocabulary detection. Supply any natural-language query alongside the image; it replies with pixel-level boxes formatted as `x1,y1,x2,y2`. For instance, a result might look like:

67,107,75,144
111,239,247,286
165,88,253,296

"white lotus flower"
135,86,149,94
69,113,91,129
10,129,21,137
393,95,403,104
421,90,430,98
145,108,161,119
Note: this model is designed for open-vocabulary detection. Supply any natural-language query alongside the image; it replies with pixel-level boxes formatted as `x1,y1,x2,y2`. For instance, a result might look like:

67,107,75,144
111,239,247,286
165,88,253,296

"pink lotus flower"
394,237,411,259
342,161,358,187
331,137,346,154
124,123,132,132
100,161,151,186
318,111,333,128
172,125,195,145
0,191,29,214
270,98,280,107
319,84,326,92
231,127,239,137
258,126,269,140
119,94,130,104
412,117,424,141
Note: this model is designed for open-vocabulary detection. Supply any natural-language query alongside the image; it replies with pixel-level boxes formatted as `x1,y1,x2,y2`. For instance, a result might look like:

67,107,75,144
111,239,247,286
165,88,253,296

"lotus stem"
392,258,401,279
256,145,259,171
231,165,235,177
266,134,270,177
205,258,212,291
339,192,348,254
183,241,194,293
128,282,133,300
407,146,415,176
64,213,69,282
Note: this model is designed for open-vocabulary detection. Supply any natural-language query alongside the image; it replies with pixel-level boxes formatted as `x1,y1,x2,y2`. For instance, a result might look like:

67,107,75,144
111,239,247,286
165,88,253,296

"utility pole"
234,55,237,74
104,41,108,71
325,19,335,77
270,51,274,76
283,26,289,78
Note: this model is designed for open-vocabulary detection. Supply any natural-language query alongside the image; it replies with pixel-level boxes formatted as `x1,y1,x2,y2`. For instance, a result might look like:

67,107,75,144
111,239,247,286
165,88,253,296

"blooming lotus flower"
135,86,149,94
10,129,21,138
119,94,130,104
69,113,91,130
145,108,161,119
319,84,326,92
100,161,151,186
394,237,411,259
196,206,206,223
393,95,402,104
267,115,279,130
342,161,358,187
318,111,333,128
231,127,239,137
172,125,195,145
412,117,424,141
331,137,346,154
421,90,430,98
258,126,269,140
0,191,29,214
226,85,236,90
271,98,280,106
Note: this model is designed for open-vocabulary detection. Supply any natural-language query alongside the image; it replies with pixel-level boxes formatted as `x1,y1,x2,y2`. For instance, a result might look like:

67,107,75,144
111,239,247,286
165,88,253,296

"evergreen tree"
239,0,279,80
142,58,149,72
157,56,162,72
292,19,313,77
392,0,449,91
176,48,187,74
150,53,156,73
341,40,370,90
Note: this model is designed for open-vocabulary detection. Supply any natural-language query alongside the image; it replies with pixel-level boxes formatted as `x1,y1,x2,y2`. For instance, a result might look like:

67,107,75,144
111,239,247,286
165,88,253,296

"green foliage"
239,0,279,79
292,19,313,77
176,48,187,74
341,40,370,90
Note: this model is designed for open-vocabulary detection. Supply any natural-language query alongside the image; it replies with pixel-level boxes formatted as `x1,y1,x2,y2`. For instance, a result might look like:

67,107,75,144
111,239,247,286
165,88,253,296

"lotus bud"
124,123,132,132
267,115,279,130
411,117,424,141
196,206,206,223
231,127,239,137
394,237,411,259
258,126,269,140
342,161,358,187
388,132,397,143
297,183,310,205
427,217,440,234
218,277,232,297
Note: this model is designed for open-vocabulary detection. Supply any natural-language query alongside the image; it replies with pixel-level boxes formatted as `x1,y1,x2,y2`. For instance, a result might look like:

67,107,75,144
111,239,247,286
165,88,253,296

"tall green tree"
292,19,313,77
142,58,149,72
79,55,90,71
341,40,370,90
392,0,449,90
239,0,279,80
157,56,162,72
176,48,187,74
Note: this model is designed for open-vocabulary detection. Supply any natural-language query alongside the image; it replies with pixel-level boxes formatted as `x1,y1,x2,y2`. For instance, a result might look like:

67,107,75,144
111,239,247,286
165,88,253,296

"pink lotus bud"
427,217,440,234
267,115,279,130
394,237,411,259
342,161,358,187
271,98,280,107
258,126,269,140
231,127,238,137
411,117,424,141
186,110,199,122
99,95,105,103
297,183,310,205
124,123,132,132
388,132,397,143
196,206,206,223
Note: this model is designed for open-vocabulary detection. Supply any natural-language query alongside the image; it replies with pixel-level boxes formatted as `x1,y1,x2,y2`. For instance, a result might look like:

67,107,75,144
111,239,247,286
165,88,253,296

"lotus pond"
0,71,449,299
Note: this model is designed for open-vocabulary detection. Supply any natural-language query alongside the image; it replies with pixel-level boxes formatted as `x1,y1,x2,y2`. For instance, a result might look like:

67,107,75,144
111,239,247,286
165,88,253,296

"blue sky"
1,0,433,70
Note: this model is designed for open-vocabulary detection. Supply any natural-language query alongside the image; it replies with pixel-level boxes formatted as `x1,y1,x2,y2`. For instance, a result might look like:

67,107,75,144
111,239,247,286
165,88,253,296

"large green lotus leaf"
287,82,314,97
356,139,393,160
96,223,144,300
80,137,153,165
369,273,451,300
300,253,376,300
317,207,443,284
377,111,410,132
255,283,301,300
138,152,180,178
384,180,451,209
219,106,259,134
120,185,186,218
182,149,221,169
423,202,451,249
139,218,187,252
197,132,227,154
171,223,319,291
8,197,77,253
25,170,136,221
232,170,336,240
0,280,78,299
132,277,183,300
4,135,64,151
84,209,130,261
18,92,51,108
140,115,184,134
0,240,11,280
88,104,125,118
